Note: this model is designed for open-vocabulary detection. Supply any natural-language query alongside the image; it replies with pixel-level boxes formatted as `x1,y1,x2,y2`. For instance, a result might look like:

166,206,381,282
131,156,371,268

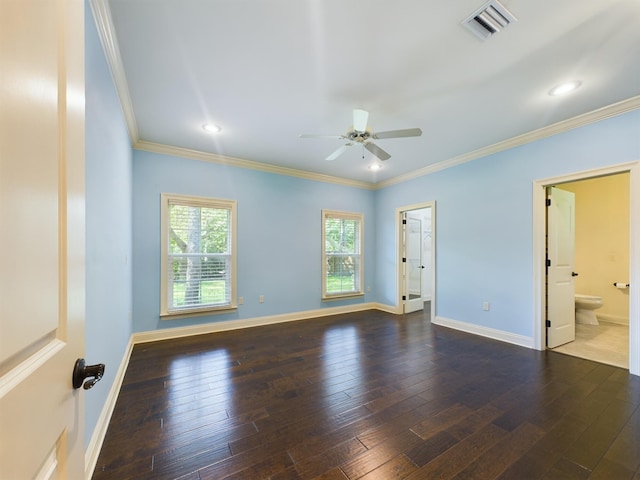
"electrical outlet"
259,295,264,303
238,297,244,305
483,302,490,311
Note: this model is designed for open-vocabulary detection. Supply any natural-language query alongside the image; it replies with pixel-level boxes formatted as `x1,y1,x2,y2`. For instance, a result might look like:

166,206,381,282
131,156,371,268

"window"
161,194,237,317
322,210,364,299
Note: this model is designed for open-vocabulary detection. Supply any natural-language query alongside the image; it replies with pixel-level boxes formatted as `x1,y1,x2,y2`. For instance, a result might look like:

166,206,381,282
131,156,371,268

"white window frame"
322,210,364,300
160,193,237,317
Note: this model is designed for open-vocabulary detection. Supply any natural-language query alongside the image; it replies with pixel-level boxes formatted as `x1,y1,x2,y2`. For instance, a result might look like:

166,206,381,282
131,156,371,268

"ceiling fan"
299,109,422,161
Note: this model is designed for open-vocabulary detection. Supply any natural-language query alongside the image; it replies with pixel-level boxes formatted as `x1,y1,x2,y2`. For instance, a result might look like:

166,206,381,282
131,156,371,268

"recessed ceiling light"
368,163,382,171
548,81,582,97
202,123,222,133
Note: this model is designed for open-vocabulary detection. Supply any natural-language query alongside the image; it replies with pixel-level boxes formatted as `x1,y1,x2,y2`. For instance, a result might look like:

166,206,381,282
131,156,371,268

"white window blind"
322,210,364,298
161,194,237,316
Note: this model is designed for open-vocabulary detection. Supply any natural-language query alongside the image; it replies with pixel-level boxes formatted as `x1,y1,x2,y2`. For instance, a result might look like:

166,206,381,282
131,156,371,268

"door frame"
396,201,436,318
532,161,640,376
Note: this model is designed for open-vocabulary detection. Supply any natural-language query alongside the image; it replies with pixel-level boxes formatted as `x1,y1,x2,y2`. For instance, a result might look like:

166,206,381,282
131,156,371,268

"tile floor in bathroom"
552,320,629,369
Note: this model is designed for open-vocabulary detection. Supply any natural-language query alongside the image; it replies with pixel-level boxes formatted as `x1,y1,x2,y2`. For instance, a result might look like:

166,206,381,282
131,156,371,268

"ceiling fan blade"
326,144,351,161
373,128,423,139
299,134,345,139
353,109,369,133
365,142,391,161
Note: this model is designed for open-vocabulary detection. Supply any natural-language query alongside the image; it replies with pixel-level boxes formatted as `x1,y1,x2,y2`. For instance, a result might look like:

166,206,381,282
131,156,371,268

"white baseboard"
433,316,535,349
373,302,402,314
132,302,382,344
597,313,629,325
84,338,134,480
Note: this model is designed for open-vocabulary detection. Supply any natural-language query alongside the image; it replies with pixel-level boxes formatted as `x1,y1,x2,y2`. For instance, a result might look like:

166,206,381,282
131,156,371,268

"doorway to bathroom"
396,202,435,319
533,162,640,375
548,173,630,367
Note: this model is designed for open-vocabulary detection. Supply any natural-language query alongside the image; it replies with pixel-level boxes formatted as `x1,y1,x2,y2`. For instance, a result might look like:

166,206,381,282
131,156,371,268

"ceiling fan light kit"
300,109,422,162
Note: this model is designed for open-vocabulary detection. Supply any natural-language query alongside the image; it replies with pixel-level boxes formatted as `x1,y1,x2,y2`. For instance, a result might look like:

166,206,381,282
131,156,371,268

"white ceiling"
103,0,640,185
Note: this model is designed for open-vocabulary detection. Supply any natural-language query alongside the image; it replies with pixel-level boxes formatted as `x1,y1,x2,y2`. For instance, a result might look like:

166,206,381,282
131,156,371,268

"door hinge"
546,198,551,206
546,320,551,327
402,257,407,263
402,295,407,301
546,258,551,267
402,219,407,224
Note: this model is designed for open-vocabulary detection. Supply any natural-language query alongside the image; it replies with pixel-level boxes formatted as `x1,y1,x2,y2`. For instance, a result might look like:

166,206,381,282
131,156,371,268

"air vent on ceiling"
462,0,517,41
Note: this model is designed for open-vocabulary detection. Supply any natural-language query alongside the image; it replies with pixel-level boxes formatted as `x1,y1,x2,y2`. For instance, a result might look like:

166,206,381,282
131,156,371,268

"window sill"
322,293,365,302
160,305,237,320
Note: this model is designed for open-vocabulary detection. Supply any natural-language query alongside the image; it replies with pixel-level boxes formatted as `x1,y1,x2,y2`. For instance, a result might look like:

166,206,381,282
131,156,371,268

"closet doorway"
397,202,435,318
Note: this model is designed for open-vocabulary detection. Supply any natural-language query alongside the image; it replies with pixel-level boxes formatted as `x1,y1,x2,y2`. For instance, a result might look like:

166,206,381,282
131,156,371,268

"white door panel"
406,217,424,313
0,0,86,478
547,187,576,348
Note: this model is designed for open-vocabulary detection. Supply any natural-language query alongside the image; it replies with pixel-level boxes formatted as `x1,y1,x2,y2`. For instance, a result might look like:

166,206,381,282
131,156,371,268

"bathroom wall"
560,173,630,324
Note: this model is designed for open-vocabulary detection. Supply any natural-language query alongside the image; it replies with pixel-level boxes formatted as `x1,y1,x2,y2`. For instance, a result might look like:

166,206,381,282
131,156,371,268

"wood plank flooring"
92,309,640,479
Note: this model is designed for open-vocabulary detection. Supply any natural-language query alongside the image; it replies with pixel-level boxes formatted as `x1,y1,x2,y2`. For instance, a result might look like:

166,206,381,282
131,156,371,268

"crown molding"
134,96,640,191
89,2,639,191
378,95,640,189
134,94,639,191
89,0,139,143
134,140,376,190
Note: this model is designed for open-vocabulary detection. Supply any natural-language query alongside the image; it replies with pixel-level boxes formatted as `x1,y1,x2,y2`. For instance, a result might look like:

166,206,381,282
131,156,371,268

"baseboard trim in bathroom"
596,313,629,326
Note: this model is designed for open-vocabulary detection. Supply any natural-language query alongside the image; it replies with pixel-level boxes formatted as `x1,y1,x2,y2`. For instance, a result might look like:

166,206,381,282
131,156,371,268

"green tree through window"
322,210,363,298
162,194,236,316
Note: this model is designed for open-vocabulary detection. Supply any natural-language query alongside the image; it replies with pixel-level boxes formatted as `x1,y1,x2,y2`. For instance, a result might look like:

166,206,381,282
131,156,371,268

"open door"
547,187,576,348
398,203,435,317
0,1,86,478
404,216,425,313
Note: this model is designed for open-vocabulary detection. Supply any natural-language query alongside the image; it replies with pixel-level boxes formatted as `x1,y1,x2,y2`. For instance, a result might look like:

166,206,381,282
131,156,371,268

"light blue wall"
85,4,133,448
132,111,639,338
132,151,376,333
376,110,640,338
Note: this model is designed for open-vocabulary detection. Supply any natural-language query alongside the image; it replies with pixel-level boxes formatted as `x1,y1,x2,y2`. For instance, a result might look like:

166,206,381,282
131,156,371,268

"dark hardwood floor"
92,309,640,479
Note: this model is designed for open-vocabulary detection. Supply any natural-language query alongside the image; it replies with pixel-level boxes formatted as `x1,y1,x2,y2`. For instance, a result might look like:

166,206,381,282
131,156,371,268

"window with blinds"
160,194,237,316
322,210,364,299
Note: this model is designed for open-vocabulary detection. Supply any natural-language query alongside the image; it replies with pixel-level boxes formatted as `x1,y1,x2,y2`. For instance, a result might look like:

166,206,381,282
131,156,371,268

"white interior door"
401,213,424,314
547,187,576,348
405,217,424,313
0,0,86,478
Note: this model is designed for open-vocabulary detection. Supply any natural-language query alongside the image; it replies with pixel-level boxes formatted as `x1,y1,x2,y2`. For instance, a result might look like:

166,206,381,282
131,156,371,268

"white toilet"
574,294,603,325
